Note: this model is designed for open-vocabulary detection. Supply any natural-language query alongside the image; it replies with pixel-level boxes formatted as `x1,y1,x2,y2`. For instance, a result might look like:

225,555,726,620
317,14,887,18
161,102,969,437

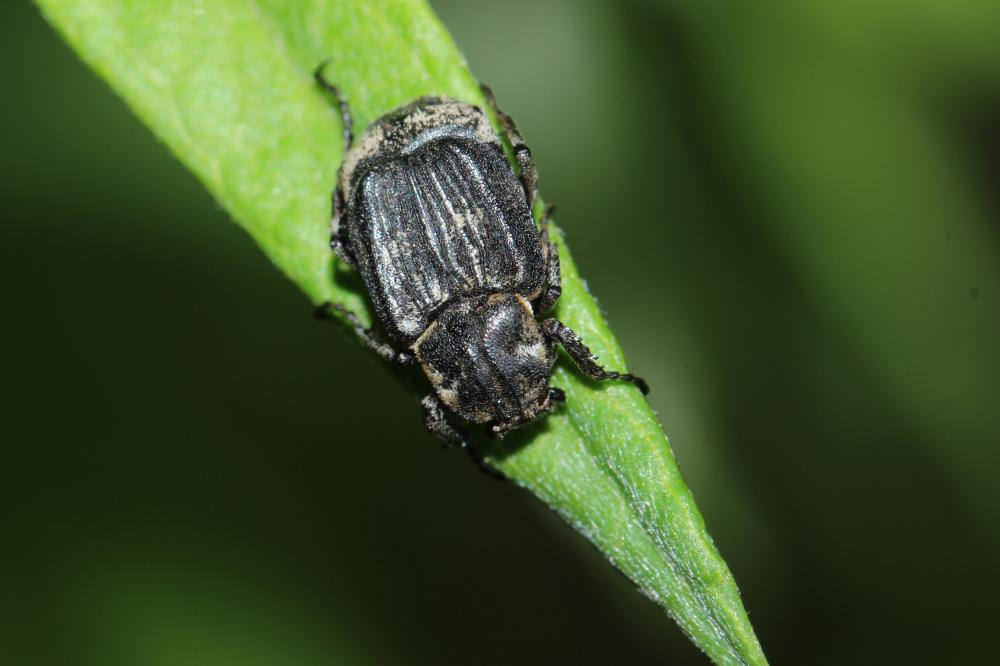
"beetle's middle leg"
538,204,562,313
541,319,649,394
315,301,416,366
330,184,356,269
480,83,537,207
422,395,504,480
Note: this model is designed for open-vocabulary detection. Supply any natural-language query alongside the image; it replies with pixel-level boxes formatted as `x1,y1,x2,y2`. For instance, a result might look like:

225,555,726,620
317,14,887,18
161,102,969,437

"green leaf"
35,0,767,663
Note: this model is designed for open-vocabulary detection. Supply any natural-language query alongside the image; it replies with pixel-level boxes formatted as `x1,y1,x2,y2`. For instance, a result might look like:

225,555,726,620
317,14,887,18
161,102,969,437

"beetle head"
414,294,562,433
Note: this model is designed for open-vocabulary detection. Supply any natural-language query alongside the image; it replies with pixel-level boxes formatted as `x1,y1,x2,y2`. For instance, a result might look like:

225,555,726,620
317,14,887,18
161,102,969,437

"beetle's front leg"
541,319,649,394
480,83,537,207
422,395,504,480
315,301,415,366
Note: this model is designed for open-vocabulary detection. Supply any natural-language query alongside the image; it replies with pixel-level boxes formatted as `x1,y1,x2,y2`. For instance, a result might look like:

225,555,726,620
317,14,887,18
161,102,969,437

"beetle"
313,64,647,474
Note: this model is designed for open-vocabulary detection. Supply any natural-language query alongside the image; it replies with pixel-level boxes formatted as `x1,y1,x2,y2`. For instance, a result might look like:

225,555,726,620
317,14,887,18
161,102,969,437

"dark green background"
4,1,999,664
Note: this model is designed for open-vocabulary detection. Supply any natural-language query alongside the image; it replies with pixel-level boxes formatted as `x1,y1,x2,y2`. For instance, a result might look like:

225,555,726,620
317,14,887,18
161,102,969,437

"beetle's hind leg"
314,62,357,270
422,395,504,480
480,83,537,207
314,60,353,153
315,301,416,366
541,319,649,394
480,84,559,311
538,204,562,313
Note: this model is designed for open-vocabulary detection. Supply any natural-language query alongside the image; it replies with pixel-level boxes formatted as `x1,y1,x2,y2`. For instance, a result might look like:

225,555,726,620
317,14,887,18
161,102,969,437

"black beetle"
314,65,647,473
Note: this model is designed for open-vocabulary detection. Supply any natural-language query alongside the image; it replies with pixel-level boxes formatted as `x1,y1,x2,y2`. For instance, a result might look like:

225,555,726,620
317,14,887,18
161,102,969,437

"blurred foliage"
3,0,999,665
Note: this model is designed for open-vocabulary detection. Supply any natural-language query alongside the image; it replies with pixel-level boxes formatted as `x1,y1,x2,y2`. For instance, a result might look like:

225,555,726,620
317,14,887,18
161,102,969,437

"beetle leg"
541,319,649,394
422,395,504,480
480,83,537,207
314,60,353,153
314,301,416,366
330,234,355,269
330,185,357,269
537,204,562,313
315,62,357,270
